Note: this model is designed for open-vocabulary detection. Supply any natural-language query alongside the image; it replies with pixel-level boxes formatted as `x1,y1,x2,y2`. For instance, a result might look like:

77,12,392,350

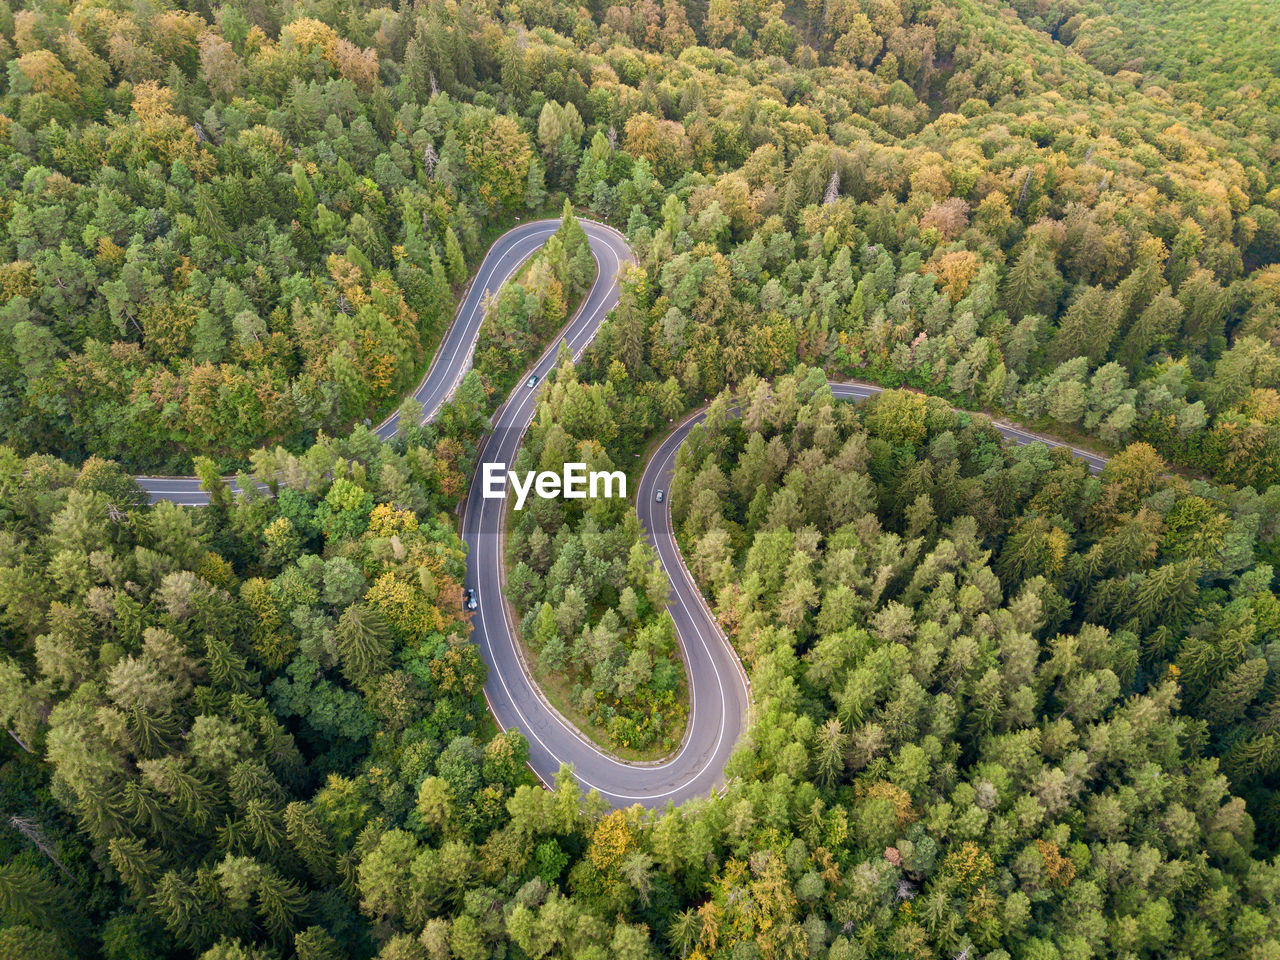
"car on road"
655,489,664,502
463,588,478,611
526,374,539,389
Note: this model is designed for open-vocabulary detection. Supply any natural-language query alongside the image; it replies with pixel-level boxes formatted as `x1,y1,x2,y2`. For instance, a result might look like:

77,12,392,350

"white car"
526,374,539,389
655,489,664,503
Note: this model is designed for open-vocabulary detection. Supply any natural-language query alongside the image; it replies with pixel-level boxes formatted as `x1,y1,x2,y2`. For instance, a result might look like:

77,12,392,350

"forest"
2,0,1280,957
508,351,688,757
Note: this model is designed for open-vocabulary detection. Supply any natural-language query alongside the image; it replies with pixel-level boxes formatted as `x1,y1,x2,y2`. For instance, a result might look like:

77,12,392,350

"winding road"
137,219,1110,808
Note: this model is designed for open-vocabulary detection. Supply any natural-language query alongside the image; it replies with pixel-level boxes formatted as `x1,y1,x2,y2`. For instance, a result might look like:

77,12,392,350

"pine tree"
1002,243,1061,319
444,227,466,285
669,908,701,960
0,863,64,930
108,837,163,894
193,184,233,253
1118,289,1181,368
142,757,215,829
194,456,233,513
815,716,848,787
335,604,391,682
256,867,308,940
75,780,129,843
1052,285,1121,363
570,242,595,296
295,927,344,960
204,637,256,694
526,157,547,211
285,803,337,883
402,23,435,104
1223,733,1280,781
243,798,285,855
500,37,529,109
421,249,451,332
1201,658,1267,727
150,871,201,948
291,163,315,225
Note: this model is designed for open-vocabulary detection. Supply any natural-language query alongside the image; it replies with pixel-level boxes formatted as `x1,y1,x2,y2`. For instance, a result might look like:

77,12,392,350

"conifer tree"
444,228,466,285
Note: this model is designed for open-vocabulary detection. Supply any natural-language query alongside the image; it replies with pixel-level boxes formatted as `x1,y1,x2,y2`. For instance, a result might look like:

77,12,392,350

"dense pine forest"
2,0,1280,958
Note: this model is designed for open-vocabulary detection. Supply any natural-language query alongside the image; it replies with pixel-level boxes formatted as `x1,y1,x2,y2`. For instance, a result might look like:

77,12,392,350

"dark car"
463,588,478,611
526,374,539,389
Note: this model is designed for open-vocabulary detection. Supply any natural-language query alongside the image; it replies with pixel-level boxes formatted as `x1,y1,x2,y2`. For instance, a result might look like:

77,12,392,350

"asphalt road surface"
137,220,1113,808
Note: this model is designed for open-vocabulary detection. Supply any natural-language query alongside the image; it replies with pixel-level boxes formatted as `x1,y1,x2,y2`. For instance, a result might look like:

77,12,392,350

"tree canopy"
3,0,1280,957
